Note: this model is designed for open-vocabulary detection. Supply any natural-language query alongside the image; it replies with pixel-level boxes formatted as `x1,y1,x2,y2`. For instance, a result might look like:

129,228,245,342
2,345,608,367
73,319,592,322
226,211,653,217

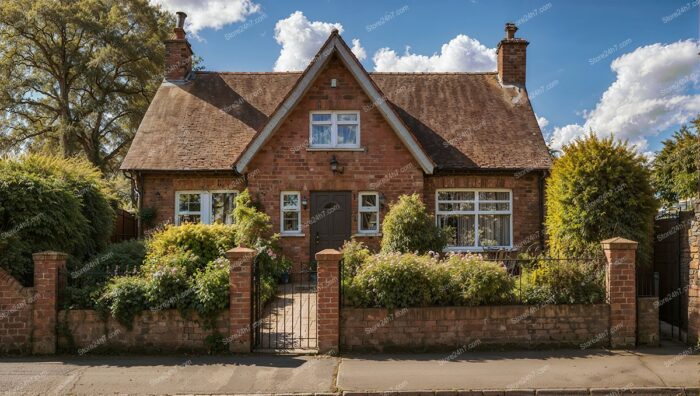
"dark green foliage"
0,155,115,285
341,240,371,278
233,189,271,247
651,119,699,207
95,276,148,329
380,194,447,254
442,254,514,306
192,258,230,322
520,259,606,304
545,135,657,264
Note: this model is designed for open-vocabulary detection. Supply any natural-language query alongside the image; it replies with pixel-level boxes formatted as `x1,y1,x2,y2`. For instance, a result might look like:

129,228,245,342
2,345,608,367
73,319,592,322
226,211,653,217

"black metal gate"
652,211,690,340
252,256,318,352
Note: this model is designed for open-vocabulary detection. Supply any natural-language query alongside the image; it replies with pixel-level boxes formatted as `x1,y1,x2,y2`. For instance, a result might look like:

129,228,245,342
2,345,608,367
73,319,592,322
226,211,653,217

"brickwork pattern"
688,209,700,343
31,251,67,354
0,268,35,354
57,310,228,353
497,39,528,86
316,249,342,354
226,247,255,353
601,238,638,348
341,304,610,352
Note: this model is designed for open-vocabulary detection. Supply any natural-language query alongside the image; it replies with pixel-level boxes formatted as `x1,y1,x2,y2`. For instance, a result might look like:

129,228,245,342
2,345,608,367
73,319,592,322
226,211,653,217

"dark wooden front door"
309,191,352,258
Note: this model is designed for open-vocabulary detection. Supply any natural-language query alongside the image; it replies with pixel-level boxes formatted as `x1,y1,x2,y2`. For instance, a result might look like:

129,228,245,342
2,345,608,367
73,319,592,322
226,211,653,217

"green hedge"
0,155,115,285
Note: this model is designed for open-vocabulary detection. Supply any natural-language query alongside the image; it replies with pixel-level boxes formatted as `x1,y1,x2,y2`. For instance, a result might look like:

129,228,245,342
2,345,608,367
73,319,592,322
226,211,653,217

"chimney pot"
505,22,517,39
176,12,187,29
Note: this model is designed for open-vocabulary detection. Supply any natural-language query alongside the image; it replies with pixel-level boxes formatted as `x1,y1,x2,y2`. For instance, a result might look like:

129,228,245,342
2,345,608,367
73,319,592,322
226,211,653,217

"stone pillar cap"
32,251,69,259
601,237,638,249
315,249,342,260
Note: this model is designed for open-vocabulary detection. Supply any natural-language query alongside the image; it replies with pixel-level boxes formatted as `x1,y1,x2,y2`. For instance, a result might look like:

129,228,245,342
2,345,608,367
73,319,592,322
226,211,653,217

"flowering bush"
192,258,230,323
95,276,148,329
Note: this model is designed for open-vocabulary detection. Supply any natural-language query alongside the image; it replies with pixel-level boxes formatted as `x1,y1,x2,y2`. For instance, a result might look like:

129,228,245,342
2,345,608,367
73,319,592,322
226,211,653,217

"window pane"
478,214,511,247
479,202,510,211
178,214,201,224
337,113,358,122
438,202,475,212
337,125,357,145
479,191,510,201
360,212,378,231
179,194,201,212
311,125,331,145
437,191,474,201
312,113,331,122
283,211,299,232
212,193,236,224
360,194,377,208
283,194,299,208
438,214,475,247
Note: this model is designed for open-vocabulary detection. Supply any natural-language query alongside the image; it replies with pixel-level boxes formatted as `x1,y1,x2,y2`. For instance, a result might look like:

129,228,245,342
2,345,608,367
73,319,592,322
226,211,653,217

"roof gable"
233,31,435,175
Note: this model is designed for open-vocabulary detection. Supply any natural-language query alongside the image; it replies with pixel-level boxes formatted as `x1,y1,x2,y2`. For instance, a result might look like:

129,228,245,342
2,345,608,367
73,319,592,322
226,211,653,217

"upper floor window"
176,190,237,225
435,189,512,250
310,111,360,148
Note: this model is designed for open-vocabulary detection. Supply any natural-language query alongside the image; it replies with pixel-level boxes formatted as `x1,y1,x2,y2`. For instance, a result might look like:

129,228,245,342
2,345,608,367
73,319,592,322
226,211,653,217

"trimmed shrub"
545,135,657,264
341,240,371,277
96,276,148,328
0,155,114,284
380,194,447,254
442,254,514,306
234,189,271,247
192,257,230,322
350,253,438,308
145,223,237,271
520,259,605,304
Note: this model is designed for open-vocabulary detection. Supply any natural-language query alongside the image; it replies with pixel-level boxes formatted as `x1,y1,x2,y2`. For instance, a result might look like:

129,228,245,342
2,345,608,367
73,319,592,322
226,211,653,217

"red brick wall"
57,310,228,353
341,304,609,352
0,268,35,354
688,209,700,343
497,40,528,86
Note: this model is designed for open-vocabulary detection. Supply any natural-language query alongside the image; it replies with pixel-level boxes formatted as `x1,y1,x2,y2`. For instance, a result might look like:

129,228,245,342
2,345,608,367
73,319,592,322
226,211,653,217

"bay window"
310,111,360,148
175,190,237,225
436,189,512,250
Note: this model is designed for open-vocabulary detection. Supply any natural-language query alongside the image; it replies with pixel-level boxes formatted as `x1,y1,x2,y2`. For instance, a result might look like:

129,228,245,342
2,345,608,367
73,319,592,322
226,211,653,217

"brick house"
121,13,551,266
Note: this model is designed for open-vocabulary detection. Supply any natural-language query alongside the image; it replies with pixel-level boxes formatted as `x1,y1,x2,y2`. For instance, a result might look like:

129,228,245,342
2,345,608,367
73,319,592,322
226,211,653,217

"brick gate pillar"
688,206,700,343
315,249,342,354
32,251,67,354
601,237,638,348
226,247,255,353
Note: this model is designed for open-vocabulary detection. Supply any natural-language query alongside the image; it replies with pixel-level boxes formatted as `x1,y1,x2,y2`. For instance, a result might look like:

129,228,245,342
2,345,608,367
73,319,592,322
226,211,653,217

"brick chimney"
497,22,529,87
164,11,193,81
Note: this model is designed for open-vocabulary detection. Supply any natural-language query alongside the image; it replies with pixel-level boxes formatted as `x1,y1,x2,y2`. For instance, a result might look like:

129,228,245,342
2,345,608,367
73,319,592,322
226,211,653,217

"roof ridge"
369,71,497,75
195,71,302,75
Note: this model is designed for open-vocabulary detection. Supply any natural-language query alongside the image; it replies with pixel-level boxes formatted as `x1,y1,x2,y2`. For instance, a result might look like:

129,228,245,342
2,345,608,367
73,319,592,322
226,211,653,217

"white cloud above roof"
372,34,496,72
150,0,260,37
551,40,700,152
273,11,367,71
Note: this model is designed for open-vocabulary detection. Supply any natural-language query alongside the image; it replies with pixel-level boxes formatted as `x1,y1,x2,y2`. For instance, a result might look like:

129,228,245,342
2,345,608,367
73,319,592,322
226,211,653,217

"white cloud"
372,34,496,72
536,115,550,129
551,40,700,152
150,0,260,37
273,12,367,71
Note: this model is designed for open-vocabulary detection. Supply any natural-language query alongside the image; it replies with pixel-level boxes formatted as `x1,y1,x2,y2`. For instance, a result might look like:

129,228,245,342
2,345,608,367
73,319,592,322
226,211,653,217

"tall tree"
0,0,171,172
651,117,699,208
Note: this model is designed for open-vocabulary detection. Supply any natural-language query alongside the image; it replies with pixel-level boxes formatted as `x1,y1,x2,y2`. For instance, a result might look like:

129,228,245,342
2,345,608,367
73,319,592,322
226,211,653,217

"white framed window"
358,192,380,233
435,189,512,251
281,191,302,234
309,111,360,148
175,190,238,225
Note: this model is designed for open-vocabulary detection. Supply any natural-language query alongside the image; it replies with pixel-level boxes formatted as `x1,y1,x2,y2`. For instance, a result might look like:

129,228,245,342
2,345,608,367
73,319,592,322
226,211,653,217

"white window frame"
435,188,513,252
358,191,380,234
280,191,302,234
309,111,361,148
175,190,238,225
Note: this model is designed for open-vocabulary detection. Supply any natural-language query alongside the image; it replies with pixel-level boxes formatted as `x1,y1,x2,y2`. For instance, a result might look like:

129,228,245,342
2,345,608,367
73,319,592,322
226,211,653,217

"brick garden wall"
688,207,700,343
341,305,610,352
0,268,35,354
57,310,229,354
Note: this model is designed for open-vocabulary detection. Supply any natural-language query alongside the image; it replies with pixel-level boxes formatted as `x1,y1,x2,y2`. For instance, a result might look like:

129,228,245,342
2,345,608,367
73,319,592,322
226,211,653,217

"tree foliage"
0,0,172,172
545,134,657,263
651,117,699,207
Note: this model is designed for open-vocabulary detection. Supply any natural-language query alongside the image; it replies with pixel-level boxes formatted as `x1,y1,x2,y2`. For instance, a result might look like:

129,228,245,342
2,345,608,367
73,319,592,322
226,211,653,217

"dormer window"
309,111,360,148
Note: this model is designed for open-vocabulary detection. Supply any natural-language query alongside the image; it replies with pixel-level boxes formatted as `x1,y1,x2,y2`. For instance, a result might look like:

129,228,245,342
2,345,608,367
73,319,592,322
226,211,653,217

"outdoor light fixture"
330,155,344,174
155,191,162,199
301,196,308,208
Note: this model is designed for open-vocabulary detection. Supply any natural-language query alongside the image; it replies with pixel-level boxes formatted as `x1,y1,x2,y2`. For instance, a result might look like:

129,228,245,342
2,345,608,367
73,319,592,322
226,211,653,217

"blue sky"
155,0,700,155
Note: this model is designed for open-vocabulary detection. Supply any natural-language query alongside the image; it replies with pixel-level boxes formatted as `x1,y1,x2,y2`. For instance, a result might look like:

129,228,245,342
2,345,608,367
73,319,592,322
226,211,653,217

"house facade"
121,14,551,266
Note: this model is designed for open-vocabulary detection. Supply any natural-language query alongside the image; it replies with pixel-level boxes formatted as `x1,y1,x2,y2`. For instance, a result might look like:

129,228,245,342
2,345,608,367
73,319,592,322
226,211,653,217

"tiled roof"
121,71,551,172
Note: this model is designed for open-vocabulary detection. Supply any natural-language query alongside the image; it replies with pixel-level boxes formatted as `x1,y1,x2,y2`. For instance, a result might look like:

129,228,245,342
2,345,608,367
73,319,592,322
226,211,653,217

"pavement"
0,343,698,395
